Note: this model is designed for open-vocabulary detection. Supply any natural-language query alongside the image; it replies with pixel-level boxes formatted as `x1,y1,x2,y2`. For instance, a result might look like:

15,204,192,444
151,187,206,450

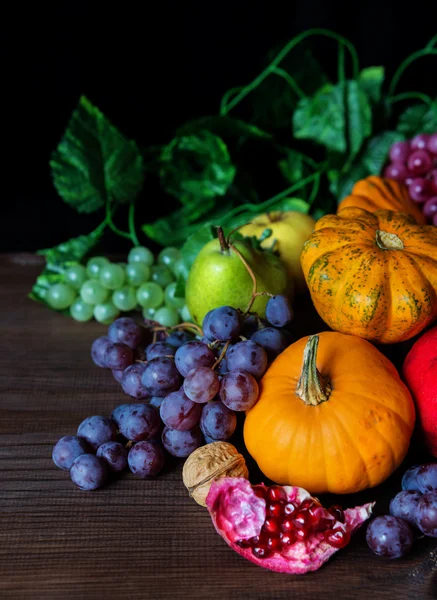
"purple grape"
118,403,161,442
215,354,228,375
226,340,267,380
159,389,202,431
111,404,132,427
408,177,431,203
145,342,175,360
219,369,259,411
202,306,241,341
166,330,194,348
423,197,437,220
141,356,182,397
251,327,290,360
121,363,149,399
97,441,128,472
402,463,437,493
77,416,117,451
149,396,165,409
411,133,430,151
128,441,165,477
104,342,134,370
108,317,144,349
266,295,293,328
383,162,409,181
200,401,237,441
70,454,108,491
52,435,90,470
241,314,261,338
175,341,215,377
407,150,433,175
389,491,422,526
183,367,220,404
366,516,414,558
91,336,111,368
427,133,437,155
402,465,421,491
112,369,124,383
416,491,437,537
161,426,204,457
389,141,410,163
204,434,217,444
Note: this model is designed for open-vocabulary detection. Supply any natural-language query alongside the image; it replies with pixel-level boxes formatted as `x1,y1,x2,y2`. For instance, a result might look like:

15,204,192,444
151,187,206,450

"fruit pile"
384,133,437,223
45,245,191,326
366,463,437,558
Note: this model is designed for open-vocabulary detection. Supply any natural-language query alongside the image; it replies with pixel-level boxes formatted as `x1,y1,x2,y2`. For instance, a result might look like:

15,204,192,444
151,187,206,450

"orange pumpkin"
244,332,415,494
337,176,426,225
300,207,437,344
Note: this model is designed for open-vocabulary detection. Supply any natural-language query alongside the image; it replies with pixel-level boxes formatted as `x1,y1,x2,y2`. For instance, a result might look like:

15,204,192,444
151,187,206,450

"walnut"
182,441,249,507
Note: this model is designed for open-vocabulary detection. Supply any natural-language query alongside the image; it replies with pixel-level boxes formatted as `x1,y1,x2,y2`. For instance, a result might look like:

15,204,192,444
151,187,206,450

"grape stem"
244,291,273,316
212,340,231,370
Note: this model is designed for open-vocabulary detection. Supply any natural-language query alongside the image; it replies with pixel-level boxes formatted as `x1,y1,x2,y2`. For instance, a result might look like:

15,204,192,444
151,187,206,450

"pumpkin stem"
296,335,331,406
375,230,404,251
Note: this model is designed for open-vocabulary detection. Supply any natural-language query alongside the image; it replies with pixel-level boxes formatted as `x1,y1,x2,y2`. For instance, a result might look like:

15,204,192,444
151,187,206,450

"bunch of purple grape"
384,133,437,224
366,462,437,559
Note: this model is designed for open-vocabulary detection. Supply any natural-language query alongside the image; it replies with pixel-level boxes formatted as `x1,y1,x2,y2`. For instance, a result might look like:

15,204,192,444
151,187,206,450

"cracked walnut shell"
182,441,249,506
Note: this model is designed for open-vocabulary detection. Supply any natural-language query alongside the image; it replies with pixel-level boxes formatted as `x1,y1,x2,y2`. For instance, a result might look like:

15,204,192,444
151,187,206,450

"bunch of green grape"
45,246,192,326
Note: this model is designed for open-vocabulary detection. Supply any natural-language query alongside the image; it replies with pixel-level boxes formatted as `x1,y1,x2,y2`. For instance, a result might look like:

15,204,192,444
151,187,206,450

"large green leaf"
362,130,405,174
50,96,144,213
347,81,373,158
396,99,437,137
159,131,236,204
358,66,384,104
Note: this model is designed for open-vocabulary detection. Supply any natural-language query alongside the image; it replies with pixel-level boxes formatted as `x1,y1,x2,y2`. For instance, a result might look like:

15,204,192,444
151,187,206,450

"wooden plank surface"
0,254,436,600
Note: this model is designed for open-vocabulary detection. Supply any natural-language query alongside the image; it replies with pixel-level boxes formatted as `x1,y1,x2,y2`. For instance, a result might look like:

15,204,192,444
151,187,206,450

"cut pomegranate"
206,478,374,574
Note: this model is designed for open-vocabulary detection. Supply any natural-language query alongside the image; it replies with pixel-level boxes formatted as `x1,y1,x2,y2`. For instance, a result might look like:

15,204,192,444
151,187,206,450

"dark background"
5,1,437,254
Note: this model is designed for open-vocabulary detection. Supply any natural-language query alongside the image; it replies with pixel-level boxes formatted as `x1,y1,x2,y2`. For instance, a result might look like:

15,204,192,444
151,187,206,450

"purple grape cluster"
366,462,437,558
384,133,437,224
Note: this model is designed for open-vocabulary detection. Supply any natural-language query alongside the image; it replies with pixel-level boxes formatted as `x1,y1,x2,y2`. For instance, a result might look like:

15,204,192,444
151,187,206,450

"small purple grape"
226,340,267,380
159,389,202,431
161,426,204,457
389,490,422,527
77,416,117,451
70,454,108,491
183,367,220,403
366,516,414,559
141,356,182,397
402,463,437,493
202,306,241,341
52,436,90,470
389,141,410,163
97,441,128,472
219,369,259,411
121,363,149,399
108,317,144,349
166,330,194,348
416,491,437,537
118,403,161,442
149,396,165,409
174,341,215,377
199,401,237,441
128,441,165,478
251,327,290,360
111,404,132,428
104,342,134,370
145,342,175,360
265,295,293,328
112,369,124,383
91,336,111,368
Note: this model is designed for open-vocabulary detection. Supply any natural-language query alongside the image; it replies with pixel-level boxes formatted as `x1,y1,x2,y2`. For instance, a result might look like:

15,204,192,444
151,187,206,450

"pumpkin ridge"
391,252,437,323
339,389,415,429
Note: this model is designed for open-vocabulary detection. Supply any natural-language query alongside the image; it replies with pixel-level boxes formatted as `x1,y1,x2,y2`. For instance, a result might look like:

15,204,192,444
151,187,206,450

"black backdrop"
5,1,437,254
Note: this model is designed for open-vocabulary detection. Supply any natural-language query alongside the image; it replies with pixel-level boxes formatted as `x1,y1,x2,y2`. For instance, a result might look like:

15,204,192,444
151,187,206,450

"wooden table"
1,254,436,600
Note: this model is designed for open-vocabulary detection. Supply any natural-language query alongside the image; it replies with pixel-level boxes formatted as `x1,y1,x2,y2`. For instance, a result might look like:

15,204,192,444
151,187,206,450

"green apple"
186,230,293,325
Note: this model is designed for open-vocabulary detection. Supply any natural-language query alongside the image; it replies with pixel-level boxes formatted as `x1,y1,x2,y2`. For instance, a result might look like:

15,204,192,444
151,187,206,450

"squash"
300,207,437,344
244,332,415,494
337,176,426,225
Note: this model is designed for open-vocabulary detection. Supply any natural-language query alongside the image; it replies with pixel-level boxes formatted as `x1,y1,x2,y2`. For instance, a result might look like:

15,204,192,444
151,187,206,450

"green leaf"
278,149,305,184
293,81,372,158
361,130,405,174
50,96,144,213
29,227,103,307
329,162,369,201
396,99,437,137
358,66,384,103
180,223,216,272
160,131,236,204
176,117,272,141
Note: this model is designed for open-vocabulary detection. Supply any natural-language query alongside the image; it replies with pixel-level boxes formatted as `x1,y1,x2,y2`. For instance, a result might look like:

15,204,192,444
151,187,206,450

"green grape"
112,286,137,312
136,282,164,309
171,258,189,279
70,299,94,322
142,307,157,320
180,305,192,323
128,246,154,266
99,264,126,290
86,256,110,280
164,282,185,309
158,247,182,269
126,262,150,286
80,280,109,305
93,301,120,324
151,265,174,287
47,283,76,310
154,306,180,327
65,264,87,290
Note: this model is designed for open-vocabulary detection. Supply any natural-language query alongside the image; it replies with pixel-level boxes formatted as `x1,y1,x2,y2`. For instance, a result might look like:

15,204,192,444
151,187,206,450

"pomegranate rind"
206,477,374,574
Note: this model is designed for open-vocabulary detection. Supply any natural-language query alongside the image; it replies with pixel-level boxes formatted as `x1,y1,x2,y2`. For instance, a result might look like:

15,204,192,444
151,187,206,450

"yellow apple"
239,211,315,292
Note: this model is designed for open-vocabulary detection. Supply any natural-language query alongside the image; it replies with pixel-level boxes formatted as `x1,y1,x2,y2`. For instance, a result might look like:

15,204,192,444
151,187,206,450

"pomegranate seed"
280,531,297,546
236,539,251,548
329,505,345,523
284,502,297,516
281,518,294,533
267,502,283,519
324,528,350,549
300,498,317,511
293,510,309,529
248,535,259,547
266,536,282,552
262,517,280,535
307,505,326,529
252,485,267,500
268,485,287,503
252,546,271,559
295,527,310,542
